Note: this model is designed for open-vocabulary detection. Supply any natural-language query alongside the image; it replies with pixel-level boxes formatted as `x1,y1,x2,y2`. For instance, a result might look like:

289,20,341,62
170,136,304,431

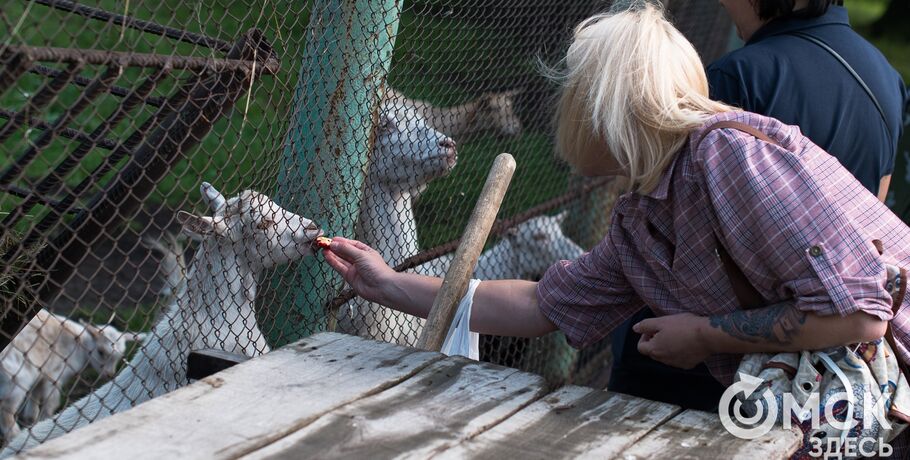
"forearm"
699,302,888,355
375,273,555,338
373,272,442,319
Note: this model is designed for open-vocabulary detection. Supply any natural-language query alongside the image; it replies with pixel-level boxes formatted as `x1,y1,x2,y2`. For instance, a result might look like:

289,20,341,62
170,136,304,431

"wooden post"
263,0,402,346
417,153,516,351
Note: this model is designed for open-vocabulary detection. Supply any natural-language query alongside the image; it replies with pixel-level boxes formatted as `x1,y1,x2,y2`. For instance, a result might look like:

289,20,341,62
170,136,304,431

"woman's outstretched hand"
322,237,396,304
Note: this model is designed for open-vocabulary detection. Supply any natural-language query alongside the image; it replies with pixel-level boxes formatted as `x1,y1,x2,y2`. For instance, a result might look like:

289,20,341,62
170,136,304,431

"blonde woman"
324,2,909,452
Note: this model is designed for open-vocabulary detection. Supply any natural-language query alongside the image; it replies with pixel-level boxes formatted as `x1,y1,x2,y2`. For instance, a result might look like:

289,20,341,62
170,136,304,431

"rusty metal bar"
0,108,119,150
0,50,35,98
0,185,84,214
3,67,172,228
326,177,613,312
0,61,84,144
0,65,122,189
16,79,188,253
34,30,270,301
30,64,166,107
33,0,232,52
3,45,279,74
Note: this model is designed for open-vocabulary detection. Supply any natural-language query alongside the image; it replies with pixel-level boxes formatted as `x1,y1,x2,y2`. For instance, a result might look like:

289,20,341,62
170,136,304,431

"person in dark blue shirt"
608,0,908,411
708,0,906,198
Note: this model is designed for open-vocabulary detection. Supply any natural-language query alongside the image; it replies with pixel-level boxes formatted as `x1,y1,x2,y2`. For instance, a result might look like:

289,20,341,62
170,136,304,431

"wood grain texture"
417,153,516,351
621,409,801,460
241,356,545,460
434,386,681,459
14,333,441,460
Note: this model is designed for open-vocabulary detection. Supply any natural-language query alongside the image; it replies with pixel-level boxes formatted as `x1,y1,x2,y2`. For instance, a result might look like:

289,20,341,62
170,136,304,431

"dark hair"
753,0,839,21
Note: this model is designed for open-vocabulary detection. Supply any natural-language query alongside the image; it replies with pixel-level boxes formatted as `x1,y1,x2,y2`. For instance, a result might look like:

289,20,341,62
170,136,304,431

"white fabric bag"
440,278,481,360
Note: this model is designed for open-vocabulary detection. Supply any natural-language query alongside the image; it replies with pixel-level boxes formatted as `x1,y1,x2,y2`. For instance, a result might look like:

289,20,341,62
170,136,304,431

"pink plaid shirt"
537,111,910,385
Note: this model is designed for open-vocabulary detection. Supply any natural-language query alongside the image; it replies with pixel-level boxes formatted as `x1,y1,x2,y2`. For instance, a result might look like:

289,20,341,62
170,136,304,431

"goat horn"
201,182,227,215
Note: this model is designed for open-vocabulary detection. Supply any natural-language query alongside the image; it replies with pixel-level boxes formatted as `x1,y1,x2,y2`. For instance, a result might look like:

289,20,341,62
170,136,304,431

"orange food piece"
314,236,333,250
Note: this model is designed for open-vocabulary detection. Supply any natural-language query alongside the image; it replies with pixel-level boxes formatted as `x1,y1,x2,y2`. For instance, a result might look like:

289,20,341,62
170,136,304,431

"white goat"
1,183,322,455
342,212,583,346
385,87,522,141
0,310,140,443
338,96,458,342
358,95,458,265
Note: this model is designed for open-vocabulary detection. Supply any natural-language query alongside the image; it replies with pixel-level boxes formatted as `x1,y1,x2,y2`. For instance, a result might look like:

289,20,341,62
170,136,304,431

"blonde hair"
553,2,733,193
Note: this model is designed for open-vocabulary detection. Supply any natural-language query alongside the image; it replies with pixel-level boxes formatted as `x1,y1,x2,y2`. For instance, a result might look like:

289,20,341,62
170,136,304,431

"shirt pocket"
805,242,855,316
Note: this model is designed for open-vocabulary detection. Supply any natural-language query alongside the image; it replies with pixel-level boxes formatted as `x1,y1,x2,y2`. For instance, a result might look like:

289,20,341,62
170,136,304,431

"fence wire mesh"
0,0,732,451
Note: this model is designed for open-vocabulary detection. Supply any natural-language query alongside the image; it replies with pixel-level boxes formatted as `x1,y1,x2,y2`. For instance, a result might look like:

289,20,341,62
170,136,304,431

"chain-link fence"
0,0,732,451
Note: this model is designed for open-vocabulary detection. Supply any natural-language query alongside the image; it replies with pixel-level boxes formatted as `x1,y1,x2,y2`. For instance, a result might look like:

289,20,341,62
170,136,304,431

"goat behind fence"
1,183,322,453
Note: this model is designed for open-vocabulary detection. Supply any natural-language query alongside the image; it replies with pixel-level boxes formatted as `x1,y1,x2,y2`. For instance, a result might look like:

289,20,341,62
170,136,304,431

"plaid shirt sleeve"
536,234,645,348
696,126,893,320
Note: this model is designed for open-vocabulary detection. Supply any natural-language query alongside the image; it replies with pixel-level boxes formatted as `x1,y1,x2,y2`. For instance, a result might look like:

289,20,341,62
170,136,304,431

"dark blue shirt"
707,6,907,193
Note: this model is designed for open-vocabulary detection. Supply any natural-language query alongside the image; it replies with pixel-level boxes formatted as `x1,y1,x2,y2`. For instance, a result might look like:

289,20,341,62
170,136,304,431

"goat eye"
533,233,547,241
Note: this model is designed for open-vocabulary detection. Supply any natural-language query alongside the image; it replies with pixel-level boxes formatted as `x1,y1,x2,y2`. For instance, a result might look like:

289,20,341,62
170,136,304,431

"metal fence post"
264,0,402,346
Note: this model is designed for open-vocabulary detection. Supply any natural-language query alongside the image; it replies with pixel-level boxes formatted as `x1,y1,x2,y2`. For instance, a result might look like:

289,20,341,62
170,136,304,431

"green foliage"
846,0,888,27
848,0,909,80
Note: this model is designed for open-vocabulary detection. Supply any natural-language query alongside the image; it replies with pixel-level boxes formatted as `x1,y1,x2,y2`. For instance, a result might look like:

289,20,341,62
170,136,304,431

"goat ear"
200,182,227,216
555,210,568,225
177,211,227,238
82,325,102,341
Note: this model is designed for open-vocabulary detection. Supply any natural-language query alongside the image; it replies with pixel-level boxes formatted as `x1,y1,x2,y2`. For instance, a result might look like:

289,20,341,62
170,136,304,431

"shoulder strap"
694,120,779,152
790,31,893,141
695,121,781,310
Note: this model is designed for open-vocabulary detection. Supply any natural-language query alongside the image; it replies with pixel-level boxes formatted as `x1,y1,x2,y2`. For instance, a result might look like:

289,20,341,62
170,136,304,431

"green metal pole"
264,0,402,346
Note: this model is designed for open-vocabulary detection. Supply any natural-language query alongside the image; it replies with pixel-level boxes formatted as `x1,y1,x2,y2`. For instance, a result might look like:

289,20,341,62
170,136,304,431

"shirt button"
809,245,823,257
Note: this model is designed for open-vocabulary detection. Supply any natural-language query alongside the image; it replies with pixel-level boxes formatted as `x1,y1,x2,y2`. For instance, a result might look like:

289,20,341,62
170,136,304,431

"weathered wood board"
14,333,802,460
434,385,681,459
13,333,442,460
241,357,547,460
621,409,802,459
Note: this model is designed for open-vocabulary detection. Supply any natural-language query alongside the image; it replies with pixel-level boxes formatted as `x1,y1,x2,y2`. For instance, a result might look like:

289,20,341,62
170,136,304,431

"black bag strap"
790,31,893,141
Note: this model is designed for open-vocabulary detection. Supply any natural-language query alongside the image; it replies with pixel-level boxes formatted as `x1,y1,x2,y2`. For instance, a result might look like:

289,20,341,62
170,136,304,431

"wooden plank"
621,409,802,459
434,386,681,459
14,333,443,460
241,357,547,460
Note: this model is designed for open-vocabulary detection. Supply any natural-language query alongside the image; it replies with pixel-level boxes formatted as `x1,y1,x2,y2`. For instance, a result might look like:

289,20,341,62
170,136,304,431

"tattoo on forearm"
709,302,807,344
